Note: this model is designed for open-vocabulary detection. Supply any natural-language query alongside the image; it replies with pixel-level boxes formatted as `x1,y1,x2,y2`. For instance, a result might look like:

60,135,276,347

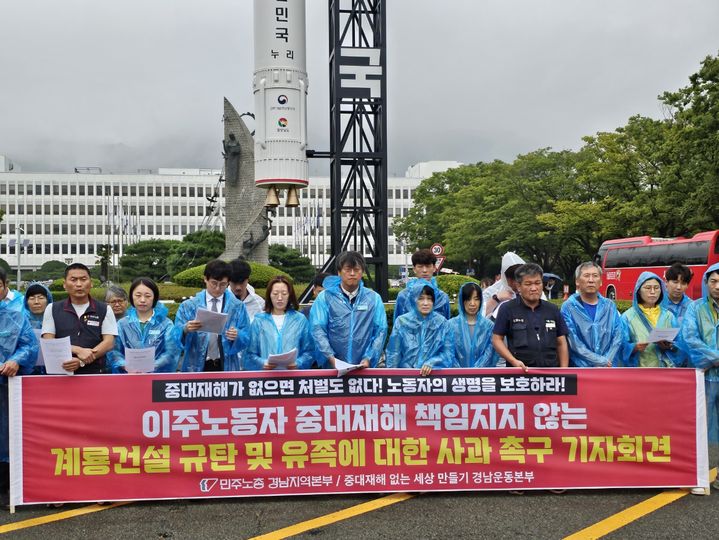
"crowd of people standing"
0,246,718,504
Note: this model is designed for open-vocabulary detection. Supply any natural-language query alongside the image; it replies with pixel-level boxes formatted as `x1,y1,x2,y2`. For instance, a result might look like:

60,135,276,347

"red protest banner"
9,368,709,505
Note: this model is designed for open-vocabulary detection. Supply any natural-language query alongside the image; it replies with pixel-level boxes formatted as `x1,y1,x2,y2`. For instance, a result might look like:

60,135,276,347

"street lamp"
9,227,28,288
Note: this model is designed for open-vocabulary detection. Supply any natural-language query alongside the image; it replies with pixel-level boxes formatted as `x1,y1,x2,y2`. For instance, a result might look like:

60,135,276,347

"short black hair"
25,283,49,299
230,258,252,283
665,262,693,284
418,285,435,302
514,263,544,283
204,259,231,281
505,264,522,281
0,268,6,286
411,249,437,266
129,277,160,308
64,262,91,278
313,272,331,287
336,251,366,273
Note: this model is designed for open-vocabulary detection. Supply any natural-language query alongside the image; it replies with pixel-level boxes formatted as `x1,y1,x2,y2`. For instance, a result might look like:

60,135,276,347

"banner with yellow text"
9,368,709,505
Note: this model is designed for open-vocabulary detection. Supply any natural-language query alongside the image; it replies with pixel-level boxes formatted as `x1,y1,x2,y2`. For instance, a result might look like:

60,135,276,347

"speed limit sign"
430,243,444,256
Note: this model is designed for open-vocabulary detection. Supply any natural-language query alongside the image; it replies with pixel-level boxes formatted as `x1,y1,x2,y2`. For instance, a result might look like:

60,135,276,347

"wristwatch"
79,360,86,368
492,294,500,303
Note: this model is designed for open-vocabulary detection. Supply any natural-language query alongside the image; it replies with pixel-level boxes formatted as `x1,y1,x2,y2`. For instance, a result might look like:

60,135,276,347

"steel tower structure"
306,0,388,300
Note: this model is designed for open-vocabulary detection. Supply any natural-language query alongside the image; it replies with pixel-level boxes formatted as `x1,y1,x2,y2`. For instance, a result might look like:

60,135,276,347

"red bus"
597,230,719,300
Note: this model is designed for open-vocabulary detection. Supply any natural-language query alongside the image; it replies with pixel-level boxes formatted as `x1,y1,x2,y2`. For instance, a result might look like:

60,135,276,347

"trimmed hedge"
173,262,290,289
435,274,481,299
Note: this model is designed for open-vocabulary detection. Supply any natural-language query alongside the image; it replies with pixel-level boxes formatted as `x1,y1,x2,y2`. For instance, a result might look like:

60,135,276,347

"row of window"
603,241,713,268
0,182,219,198
0,183,414,199
2,203,212,217
1,223,199,237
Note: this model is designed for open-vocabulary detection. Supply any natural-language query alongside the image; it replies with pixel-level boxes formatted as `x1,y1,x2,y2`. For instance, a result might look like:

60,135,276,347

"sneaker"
690,487,707,496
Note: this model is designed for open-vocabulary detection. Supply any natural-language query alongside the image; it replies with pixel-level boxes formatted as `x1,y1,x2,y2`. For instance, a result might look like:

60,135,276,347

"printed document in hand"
267,348,297,369
646,327,679,343
196,307,229,334
334,358,364,377
33,329,44,367
125,347,156,373
40,336,73,375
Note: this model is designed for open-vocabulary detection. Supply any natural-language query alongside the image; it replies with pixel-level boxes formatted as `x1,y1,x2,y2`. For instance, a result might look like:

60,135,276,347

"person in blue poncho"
449,282,498,368
23,282,53,374
386,280,451,374
23,282,53,330
245,276,314,370
663,262,694,324
560,262,623,367
619,271,684,368
174,259,250,372
678,262,719,492
393,249,450,322
310,251,388,368
0,269,38,505
109,277,182,373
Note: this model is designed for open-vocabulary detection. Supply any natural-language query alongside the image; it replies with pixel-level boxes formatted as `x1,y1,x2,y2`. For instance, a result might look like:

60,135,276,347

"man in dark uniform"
41,263,117,373
492,263,569,371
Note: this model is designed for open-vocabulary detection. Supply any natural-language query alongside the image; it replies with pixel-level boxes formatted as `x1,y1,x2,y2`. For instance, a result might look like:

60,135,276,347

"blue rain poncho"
1,296,38,462
244,310,314,370
662,294,693,325
309,276,388,367
22,283,53,330
448,282,498,368
0,297,37,377
678,263,719,441
618,272,684,368
174,290,250,372
393,277,450,322
560,292,623,367
386,280,451,369
109,303,182,373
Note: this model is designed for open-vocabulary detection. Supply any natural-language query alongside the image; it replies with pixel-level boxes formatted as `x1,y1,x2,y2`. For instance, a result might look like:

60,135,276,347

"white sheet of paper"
334,358,364,377
33,329,44,367
267,348,297,370
196,308,229,334
646,327,679,343
125,347,156,373
40,336,73,375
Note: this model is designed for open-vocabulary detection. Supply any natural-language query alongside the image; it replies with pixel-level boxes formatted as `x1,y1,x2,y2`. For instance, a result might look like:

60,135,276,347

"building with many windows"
0,157,460,274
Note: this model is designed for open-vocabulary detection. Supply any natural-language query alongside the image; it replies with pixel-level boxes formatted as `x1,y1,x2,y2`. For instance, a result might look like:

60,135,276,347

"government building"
0,155,460,274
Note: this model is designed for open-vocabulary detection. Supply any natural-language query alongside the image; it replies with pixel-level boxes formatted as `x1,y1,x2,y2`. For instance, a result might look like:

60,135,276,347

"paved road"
2,484,718,539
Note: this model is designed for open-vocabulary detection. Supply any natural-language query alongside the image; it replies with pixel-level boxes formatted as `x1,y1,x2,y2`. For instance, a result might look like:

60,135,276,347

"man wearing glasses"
174,259,250,372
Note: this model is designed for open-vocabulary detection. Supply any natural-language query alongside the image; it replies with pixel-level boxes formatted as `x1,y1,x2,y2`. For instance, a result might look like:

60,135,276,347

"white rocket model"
253,0,309,208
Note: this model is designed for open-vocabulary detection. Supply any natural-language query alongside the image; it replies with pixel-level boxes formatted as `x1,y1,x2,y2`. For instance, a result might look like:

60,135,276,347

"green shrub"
435,275,481,299
173,261,290,289
158,284,203,302
387,287,400,301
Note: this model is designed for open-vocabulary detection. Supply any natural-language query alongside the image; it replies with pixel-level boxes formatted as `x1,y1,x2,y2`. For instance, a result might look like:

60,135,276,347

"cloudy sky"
1,0,717,175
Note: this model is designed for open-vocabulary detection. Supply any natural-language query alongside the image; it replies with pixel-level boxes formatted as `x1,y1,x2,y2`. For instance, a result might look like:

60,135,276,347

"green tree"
268,244,316,283
660,52,719,232
120,239,182,281
166,230,226,277
25,260,67,281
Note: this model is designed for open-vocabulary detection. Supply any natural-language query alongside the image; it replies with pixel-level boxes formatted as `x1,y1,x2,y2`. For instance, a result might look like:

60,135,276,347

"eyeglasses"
108,299,127,305
208,279,229,289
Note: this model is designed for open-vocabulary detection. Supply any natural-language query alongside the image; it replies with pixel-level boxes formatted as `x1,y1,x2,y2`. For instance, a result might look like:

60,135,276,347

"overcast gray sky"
1,0,717,175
